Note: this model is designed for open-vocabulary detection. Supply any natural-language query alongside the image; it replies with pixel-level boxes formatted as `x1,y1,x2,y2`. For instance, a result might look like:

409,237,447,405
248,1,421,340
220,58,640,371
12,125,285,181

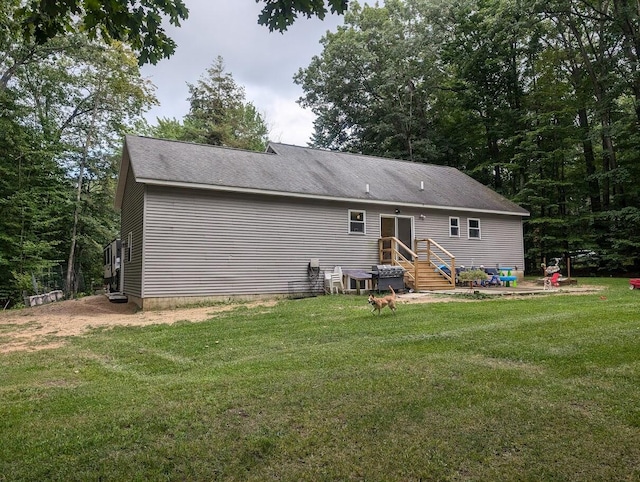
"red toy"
630,279,640,290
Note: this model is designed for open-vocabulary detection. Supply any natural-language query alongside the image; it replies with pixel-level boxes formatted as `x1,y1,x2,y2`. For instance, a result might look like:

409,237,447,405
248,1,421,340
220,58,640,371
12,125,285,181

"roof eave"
136,177,530,217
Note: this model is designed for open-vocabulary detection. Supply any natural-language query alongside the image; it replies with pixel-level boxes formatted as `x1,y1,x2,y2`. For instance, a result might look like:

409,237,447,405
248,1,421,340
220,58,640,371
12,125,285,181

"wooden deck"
380,237,455,292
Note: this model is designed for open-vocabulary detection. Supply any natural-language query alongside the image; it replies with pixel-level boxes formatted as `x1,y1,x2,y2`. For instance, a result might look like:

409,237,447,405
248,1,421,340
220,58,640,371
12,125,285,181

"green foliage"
0,22,155,302
17,0,189,65
14,0,351,64
10,271,35,295
0,95,68,294
458,268,488,282
295,0,445,161
258,0,349,32
149,56,269,152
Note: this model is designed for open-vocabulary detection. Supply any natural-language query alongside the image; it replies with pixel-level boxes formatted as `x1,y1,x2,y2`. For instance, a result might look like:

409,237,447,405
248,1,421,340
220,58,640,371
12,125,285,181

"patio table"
342,269,373,295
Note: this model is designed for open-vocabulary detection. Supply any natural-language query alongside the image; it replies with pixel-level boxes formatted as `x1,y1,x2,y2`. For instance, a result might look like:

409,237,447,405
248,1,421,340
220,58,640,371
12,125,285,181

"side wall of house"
142,187,379,298
415,211,525,271
120,166,145,299
141,186,525,301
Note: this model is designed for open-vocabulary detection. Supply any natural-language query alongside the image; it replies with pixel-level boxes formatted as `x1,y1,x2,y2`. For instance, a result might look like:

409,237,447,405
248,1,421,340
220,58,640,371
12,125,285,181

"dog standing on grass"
368,285,397,315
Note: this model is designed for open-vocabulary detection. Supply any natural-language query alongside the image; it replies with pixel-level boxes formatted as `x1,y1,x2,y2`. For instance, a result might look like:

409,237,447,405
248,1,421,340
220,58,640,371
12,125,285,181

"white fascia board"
137,178,530,218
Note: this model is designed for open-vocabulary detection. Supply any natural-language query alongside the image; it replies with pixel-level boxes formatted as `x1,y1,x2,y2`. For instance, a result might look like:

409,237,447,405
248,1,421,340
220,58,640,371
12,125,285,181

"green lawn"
1,278,639,481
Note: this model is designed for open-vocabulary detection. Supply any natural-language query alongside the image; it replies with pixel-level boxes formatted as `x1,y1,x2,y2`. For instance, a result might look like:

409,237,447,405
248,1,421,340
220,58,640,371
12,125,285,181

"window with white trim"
104,245,111,265
449,217,460,237
348,210,366,234
126,232,133,262
468,218,481,239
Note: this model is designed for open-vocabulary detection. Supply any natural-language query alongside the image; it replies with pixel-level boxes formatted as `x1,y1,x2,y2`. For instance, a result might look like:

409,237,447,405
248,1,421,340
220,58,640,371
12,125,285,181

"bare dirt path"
0,295,278,354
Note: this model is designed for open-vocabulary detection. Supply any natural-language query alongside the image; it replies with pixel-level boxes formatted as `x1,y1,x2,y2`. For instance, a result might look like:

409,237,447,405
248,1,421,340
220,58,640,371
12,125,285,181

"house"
115,135,530,308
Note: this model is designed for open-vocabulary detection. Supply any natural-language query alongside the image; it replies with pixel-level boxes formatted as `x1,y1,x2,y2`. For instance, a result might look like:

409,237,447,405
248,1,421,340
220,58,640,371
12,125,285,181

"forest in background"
296,0,640,276
2,0,639,307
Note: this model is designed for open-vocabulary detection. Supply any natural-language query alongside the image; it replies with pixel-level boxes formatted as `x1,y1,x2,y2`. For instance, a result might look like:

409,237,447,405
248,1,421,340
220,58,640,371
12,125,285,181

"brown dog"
368,285,397,315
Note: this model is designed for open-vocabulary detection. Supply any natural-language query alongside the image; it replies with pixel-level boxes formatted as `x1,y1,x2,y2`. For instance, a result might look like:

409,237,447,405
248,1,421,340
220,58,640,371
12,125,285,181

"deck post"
450,257,455,286
414,239,419,287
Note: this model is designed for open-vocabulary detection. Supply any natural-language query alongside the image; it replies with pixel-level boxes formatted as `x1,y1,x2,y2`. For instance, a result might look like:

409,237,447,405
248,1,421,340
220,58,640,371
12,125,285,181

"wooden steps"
106,292,129,303
380,237,456,292
404,261,454,291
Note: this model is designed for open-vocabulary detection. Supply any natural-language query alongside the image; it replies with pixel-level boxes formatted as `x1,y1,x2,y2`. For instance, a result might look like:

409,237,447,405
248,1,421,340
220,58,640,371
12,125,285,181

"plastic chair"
544,272,561,290
330,266,344,294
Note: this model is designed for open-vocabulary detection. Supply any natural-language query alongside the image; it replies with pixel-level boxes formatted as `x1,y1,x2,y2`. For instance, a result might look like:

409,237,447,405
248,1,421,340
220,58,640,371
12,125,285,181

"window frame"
449,216,460,237
467,218,481,239
104,245,111,266
348,209,366,235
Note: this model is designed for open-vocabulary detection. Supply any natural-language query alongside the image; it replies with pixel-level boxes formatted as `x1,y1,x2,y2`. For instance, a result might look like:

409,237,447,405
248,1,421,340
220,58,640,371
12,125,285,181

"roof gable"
117,135,529,216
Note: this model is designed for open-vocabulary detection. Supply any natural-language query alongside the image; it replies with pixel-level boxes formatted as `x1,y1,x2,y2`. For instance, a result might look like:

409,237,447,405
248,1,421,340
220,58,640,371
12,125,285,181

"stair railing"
379,237,456,289
378,236,418,285
415,238,456,286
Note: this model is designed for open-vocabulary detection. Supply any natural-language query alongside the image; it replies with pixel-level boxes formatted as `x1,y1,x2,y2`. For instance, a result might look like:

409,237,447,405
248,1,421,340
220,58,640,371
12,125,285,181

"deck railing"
379,237,456,288
415,238,456,285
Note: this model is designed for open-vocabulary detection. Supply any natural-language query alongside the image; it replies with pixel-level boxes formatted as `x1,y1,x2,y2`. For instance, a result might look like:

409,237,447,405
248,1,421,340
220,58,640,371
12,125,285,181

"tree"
18,0,349,64
1,33,156,301
0,95,69,297
258,0,349,32
17,0,188,65
149,56,269,151
295,0,445,161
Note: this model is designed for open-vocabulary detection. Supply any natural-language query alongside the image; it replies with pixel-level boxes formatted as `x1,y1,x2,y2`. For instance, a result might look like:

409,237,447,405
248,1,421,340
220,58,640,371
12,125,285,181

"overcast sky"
140,1,344,146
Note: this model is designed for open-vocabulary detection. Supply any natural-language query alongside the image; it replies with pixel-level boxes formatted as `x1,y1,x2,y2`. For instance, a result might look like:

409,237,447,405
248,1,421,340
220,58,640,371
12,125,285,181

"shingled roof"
116,135,529,217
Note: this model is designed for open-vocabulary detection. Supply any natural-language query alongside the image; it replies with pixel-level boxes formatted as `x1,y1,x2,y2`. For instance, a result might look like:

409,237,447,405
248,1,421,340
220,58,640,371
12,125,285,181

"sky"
140,1,344,146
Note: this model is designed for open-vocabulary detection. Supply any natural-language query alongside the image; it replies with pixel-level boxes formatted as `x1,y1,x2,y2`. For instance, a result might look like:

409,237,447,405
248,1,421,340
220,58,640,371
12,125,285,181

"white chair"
330,266,344,294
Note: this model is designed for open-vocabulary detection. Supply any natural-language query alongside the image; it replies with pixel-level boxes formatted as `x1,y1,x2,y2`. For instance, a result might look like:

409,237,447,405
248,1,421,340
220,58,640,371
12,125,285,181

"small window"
449,217,460,237
126,232,133,262
349,210,366,234
468,218,481,239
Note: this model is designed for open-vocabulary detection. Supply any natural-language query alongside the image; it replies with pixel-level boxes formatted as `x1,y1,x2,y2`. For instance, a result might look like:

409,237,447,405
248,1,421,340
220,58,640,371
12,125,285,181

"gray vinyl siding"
413,211,525,270
141,186,525,299
120,166,145,298
142,186,386,297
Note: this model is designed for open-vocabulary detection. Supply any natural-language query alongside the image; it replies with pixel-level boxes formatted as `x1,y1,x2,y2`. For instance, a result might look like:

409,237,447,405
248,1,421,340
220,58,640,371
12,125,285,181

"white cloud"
140,0,342,146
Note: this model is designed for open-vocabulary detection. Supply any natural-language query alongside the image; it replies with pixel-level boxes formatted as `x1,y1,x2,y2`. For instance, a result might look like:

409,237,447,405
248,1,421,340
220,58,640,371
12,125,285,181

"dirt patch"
0,295,277,354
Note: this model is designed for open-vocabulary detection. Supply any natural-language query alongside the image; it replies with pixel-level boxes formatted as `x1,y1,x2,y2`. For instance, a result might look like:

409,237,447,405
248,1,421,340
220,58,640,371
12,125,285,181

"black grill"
371,265,405,292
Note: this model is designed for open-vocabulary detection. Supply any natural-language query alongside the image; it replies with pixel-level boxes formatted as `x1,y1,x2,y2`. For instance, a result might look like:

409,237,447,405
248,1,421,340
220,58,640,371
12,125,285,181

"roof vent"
420,181,424,191
365,183,370,195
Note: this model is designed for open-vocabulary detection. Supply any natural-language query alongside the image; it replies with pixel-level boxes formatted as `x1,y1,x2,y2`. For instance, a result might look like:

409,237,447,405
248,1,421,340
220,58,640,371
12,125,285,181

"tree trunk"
65,151,87,298
577,107,602,212
65,85,100,297
613,0,640,125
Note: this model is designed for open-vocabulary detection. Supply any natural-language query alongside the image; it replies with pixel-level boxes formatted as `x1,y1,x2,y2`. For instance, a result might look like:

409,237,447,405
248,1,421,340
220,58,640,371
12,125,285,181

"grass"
1,278,639,481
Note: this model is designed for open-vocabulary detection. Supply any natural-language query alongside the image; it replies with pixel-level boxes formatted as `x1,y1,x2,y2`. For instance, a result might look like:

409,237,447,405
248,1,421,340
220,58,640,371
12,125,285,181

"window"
126,232,133,262
349,210,366,234
104,245,111,265
449,217,460,237
468,218,481,239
